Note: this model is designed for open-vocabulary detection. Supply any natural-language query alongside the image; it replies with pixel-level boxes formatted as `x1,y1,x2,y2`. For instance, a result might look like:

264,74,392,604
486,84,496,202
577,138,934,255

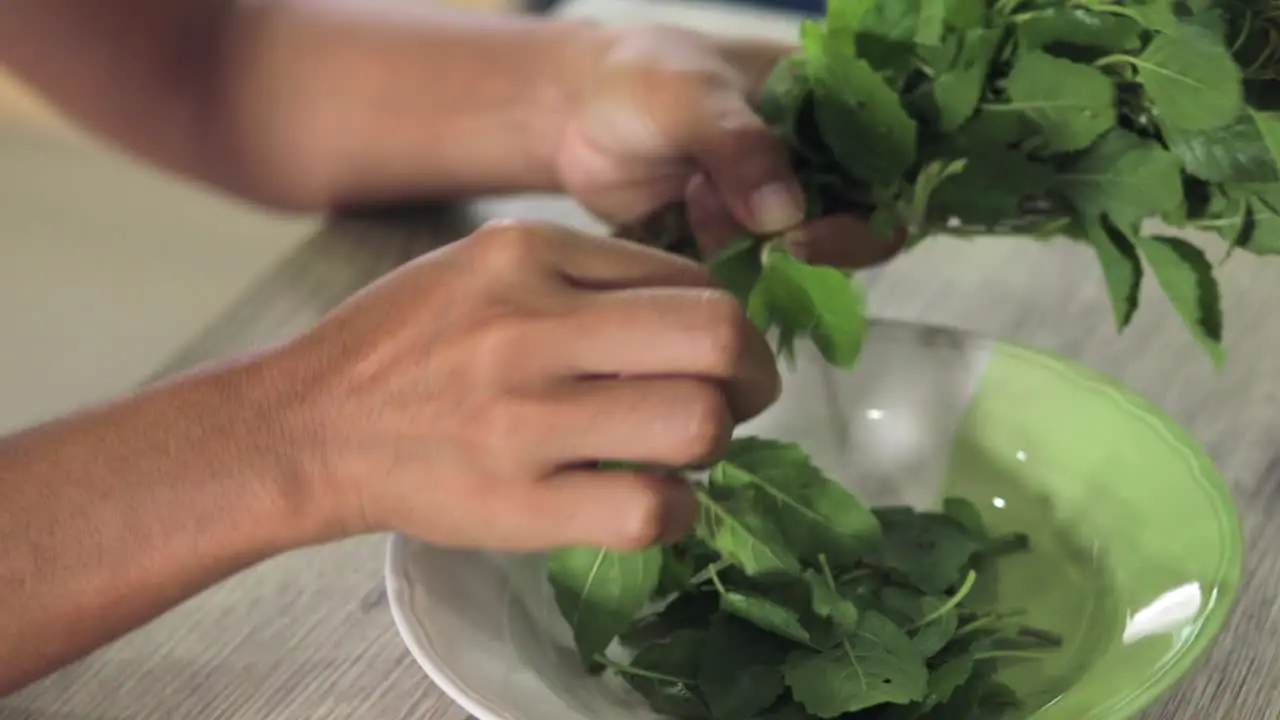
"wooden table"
5,1,1280,718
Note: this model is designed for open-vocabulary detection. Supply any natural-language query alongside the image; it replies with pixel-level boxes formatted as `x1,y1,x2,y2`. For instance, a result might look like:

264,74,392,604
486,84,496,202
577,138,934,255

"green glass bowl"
386,319,1243,720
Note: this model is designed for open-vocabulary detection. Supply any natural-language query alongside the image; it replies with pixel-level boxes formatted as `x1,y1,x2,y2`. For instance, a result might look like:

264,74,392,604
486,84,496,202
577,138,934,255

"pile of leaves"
543,0,1280,717
620,0,1280,371
547,439,1059,719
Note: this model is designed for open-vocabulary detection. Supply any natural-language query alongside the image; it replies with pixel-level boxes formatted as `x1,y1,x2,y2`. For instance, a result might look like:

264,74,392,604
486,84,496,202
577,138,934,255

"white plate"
386,320,992,720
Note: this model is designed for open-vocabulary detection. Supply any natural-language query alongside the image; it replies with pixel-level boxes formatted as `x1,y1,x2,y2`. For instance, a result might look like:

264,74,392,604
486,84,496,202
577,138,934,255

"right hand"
556,26,904,267
273,220,781,552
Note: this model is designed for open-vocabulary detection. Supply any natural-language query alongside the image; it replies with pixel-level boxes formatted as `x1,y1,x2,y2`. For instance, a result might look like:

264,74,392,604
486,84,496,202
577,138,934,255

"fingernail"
750,183,804,232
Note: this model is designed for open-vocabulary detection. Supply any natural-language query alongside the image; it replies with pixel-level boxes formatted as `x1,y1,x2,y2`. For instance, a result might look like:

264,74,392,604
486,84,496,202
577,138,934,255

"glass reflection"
1121,582,1204,645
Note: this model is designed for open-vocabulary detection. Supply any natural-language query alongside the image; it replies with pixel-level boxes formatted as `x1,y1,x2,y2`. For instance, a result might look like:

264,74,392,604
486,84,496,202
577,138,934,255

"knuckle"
671,381,730,464
613,484,667,550
613,67,722,144
666,73,718,111
465,220,547,273
622,54,705,98
704,92,767,139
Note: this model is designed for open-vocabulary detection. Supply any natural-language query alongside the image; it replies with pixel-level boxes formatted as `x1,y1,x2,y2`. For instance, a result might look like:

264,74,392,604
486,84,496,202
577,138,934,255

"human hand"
273,220,780,552
556,26,903,267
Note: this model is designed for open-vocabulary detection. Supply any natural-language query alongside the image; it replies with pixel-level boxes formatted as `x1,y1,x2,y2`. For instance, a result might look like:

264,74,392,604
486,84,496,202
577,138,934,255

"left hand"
556,26,902,268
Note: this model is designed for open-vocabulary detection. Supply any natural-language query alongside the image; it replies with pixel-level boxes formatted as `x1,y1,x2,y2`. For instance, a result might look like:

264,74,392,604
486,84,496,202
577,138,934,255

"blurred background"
0,0,547,434
0,0,825,435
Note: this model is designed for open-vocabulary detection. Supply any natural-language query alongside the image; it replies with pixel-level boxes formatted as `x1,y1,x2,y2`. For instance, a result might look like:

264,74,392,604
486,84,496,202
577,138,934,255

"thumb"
669,88,806,235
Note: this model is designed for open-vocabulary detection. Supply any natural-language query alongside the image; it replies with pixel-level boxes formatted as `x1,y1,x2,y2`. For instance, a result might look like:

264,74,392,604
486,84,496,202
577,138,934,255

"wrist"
526,20,618,194
170,354,356,549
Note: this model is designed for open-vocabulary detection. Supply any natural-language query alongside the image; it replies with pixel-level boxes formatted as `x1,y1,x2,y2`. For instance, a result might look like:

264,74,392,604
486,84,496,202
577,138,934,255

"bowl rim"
385,535,514,720
383,318,1246,720
986,343,1245,719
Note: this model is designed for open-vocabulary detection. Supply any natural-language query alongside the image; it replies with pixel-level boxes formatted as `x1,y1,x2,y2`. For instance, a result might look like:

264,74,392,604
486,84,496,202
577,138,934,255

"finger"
542,377,733,469
669,89,806,235
554,288,781,419
780,214,907,269
686,172,742,258
529,469,698,549
474,219,711,290
714,38,796,90
689,182,905,268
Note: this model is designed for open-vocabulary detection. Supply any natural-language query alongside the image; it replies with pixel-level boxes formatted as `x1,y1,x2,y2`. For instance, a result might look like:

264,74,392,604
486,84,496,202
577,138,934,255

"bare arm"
0,219,785,697
0,0,604,209
0,358,335,694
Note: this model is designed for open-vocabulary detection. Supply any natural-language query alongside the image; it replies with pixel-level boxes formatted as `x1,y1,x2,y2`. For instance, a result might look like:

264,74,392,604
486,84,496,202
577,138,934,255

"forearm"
219,0,605,207
0,357,334,694
0,0,238,190
0,0,606,210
